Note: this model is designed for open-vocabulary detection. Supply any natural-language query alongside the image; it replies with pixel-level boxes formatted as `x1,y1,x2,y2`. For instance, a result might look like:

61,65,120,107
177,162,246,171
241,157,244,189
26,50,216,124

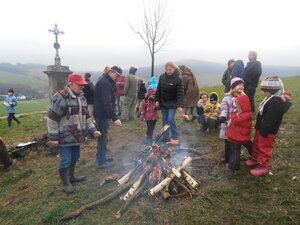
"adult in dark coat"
136,79,146,117
244,51,262,112
155,62,184,143
178,65,199,121
82,72,95,120
222,59,235,93
94,66,122,167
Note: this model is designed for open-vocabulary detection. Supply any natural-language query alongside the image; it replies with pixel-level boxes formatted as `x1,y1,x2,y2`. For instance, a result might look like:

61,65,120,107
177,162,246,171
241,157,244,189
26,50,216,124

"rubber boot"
245,159,258,167
69,164,86,183
250,166,269,176
221,140,230,164
228,143,241,171
59,169,75,193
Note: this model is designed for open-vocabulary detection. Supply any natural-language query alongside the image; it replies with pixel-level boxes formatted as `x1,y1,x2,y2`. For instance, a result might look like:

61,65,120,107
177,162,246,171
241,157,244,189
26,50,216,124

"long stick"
60,181,134,221
115,180,149,219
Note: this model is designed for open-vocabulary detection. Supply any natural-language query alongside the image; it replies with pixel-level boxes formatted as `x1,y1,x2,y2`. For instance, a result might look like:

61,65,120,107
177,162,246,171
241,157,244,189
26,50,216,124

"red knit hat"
68,74,87,85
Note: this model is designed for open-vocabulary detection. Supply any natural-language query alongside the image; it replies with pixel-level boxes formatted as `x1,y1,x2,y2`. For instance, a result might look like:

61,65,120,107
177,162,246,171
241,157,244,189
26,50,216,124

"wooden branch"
116,180,149,219
60,181,134,221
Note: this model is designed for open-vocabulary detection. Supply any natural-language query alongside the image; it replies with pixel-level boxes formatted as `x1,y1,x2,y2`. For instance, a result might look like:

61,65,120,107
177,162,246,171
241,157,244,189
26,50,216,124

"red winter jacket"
116,75,126,97
227,95,252,144
139,88,158,121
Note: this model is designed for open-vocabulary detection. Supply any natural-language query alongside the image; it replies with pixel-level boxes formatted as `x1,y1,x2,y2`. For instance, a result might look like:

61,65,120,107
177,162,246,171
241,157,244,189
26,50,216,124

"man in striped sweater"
47,74,101,193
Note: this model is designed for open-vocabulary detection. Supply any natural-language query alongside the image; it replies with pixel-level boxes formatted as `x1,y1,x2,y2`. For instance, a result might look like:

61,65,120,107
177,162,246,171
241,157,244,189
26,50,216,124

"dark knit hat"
84,72,91,79
209,92,218,102
129,66,137,75
231,77,245,90
110,66,123,76
260,76,283,94
8,88,14,94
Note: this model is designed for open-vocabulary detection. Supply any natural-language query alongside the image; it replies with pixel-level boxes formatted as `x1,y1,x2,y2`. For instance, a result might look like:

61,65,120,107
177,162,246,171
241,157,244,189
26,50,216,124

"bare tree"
130,0,172,77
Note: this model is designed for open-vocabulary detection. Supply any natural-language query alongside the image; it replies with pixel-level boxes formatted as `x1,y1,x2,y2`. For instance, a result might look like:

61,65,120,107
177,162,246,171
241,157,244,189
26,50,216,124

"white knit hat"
260,76,284,93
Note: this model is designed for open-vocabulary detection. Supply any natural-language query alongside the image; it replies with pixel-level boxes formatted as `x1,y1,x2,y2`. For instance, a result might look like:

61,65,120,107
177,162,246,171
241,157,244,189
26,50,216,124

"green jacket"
124,74,139,97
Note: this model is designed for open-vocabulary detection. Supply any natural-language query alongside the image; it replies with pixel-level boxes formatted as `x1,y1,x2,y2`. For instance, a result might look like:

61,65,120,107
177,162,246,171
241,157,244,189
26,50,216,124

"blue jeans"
161,108,178,141
96,119,109,165
59,145,80,172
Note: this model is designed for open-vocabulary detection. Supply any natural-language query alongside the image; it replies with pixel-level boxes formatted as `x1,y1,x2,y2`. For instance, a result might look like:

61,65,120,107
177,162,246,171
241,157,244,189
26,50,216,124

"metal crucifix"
48,24,64,66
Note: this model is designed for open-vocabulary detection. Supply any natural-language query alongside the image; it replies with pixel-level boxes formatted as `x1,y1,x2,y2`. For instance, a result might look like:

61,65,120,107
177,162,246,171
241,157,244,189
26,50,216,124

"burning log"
61,125,202,221
149,156,192,196
117,169,134,185
182,170,199,189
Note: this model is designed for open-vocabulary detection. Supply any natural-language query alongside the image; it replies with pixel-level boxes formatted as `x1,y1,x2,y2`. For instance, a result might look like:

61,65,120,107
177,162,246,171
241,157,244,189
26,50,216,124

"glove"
219,116,226,123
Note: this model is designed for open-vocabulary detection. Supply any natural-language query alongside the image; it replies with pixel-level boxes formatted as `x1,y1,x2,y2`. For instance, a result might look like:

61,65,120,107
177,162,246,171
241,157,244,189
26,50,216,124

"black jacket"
222,69,232,93
255,96,291,137
82,80,95,104
244,60,262,88
137,83,146,100
93,73,118,121
155,69,184,109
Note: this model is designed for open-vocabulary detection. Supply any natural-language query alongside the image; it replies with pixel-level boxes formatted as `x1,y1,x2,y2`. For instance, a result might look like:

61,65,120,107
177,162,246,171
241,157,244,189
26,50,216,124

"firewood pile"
61,125,202,221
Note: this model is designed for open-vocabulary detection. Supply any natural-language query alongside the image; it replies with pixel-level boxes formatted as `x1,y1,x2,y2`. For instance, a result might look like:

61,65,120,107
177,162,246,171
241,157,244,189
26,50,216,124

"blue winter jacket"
4,95,18,113
231,60,245,79
147,76,158,93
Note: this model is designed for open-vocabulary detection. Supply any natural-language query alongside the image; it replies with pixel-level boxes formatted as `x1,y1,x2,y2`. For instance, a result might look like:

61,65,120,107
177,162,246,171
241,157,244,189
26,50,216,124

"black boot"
243,141,253,156
69,164,86,183
59,169,75,193
228,143,241,171
221,140,230,164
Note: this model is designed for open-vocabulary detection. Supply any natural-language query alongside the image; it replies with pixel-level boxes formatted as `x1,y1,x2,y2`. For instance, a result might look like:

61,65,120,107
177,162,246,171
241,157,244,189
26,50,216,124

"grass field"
0,98,49,118
0,76,299,225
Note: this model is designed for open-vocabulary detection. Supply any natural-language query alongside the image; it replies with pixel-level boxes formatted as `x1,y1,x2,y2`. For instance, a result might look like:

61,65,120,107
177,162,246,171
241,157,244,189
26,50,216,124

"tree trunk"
151,52,155,77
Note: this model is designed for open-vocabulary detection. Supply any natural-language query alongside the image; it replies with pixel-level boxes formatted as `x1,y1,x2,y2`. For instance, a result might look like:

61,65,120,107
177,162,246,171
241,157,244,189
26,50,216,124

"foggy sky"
0,0,299,71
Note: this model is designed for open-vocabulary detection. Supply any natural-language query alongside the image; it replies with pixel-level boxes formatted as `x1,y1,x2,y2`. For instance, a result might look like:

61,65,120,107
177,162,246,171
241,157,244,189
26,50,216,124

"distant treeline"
0,83,47,99
0,62,45,75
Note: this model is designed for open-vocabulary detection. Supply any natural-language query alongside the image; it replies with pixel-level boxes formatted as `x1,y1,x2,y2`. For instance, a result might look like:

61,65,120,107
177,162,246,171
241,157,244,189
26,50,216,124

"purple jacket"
219,93,233,139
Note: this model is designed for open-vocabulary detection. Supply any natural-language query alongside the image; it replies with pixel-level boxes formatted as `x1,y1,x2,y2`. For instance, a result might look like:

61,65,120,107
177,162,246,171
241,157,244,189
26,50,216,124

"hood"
149,76,157,85
147,88,157,97
179,65,193,76
236,95,251,112
129,66,137,75
235,60,244,67
209,92,219,102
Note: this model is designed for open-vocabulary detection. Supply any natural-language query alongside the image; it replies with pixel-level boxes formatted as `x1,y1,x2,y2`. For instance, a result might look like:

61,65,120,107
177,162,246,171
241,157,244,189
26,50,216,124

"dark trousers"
245,86,256,112
8,113,20,127
96,119,109,165
224,139,231,163
229,142,241,170
146,120,157,140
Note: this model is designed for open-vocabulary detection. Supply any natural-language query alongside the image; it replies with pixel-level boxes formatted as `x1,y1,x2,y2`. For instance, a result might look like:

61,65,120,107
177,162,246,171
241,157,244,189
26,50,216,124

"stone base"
44,65,72,100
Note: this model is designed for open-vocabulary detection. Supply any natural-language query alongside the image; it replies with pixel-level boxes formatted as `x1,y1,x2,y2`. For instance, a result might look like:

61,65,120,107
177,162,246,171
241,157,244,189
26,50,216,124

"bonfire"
61,125,201,221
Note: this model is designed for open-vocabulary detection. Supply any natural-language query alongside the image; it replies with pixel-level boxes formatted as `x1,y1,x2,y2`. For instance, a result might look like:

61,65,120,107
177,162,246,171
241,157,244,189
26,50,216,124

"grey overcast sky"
0,0,299,71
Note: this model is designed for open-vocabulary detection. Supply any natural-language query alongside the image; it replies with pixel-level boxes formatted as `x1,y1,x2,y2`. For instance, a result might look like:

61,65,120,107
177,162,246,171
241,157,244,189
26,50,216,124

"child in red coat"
246,76,292,176
140,88,158,145
227,93,252,171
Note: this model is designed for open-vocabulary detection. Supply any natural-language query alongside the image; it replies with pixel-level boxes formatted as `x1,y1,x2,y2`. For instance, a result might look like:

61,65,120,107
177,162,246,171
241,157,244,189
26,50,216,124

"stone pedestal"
44,65,72,100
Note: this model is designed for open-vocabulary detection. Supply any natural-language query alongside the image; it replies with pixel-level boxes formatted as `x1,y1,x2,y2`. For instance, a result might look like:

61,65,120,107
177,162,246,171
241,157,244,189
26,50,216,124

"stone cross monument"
44,24,72,100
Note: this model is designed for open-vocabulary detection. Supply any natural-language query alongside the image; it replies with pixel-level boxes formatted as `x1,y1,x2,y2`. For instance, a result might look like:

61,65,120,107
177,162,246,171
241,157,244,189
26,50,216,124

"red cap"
68,74,87,85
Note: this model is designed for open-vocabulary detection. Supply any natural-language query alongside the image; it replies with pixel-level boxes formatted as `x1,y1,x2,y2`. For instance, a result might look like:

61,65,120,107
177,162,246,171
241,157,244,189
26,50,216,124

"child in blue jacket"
3,88,20,128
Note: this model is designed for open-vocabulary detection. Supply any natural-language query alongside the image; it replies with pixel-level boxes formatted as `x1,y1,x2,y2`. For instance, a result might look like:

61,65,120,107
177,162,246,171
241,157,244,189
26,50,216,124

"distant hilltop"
1,60,300,89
